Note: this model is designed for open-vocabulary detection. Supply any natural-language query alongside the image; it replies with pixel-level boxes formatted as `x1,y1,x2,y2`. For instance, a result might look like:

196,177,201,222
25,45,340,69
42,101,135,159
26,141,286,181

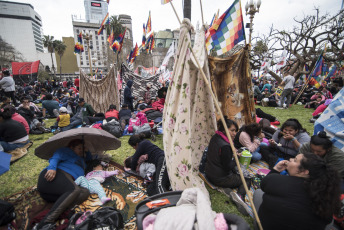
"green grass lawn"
0,104,314,226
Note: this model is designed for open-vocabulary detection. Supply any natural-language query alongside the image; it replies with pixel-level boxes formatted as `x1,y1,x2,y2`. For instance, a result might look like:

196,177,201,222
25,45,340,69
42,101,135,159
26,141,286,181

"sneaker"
229,192,250,216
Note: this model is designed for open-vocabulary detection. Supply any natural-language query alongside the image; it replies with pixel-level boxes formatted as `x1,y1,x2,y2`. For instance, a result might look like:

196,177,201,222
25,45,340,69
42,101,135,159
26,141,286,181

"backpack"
67,207,124,230
133,123,151,138
102,120,122,138
0,199,15,226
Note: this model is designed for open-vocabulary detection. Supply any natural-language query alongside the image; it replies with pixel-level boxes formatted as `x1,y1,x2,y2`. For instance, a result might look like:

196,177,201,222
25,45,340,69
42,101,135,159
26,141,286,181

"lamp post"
245,0,261,45
83,33,93,76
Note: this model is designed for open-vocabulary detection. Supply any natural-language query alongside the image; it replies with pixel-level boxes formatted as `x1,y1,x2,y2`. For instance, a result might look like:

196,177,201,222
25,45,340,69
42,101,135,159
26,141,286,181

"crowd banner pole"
169,6,263,230
292,44,327,105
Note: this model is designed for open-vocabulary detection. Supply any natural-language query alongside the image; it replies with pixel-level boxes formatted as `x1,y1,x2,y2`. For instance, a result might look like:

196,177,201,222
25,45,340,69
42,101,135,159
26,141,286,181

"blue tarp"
0,151,11,175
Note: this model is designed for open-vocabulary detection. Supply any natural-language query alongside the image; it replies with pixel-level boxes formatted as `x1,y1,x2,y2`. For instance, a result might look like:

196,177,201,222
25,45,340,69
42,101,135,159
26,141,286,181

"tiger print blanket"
2,163,146,230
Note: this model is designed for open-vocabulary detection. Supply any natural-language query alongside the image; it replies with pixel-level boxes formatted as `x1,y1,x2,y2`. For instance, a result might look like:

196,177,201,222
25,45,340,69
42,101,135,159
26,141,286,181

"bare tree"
250,8,344,83
0,36,24,68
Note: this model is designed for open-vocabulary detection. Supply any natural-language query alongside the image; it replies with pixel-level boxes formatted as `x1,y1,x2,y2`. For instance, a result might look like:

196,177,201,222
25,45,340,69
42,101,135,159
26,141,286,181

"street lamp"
83,33,93,76
245,0,261,45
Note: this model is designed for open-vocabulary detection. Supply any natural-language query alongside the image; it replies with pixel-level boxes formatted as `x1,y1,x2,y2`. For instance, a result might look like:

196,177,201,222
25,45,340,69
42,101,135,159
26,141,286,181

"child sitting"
56,107,70,131
124,156,155,183
75,160,119,204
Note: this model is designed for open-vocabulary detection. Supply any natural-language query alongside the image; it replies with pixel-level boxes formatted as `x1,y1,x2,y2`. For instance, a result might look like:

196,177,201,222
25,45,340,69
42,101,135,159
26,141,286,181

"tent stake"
167,5,263,229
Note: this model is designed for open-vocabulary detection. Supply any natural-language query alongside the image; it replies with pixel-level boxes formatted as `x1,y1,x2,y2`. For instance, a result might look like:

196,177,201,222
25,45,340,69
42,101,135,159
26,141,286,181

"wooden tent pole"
188,43,263,230
168,5,263,230
169,1,182,24
199,0,205,26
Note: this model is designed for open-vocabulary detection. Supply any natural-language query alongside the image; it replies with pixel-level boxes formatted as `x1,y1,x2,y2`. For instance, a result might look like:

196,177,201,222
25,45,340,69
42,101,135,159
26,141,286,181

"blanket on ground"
2,162,146,230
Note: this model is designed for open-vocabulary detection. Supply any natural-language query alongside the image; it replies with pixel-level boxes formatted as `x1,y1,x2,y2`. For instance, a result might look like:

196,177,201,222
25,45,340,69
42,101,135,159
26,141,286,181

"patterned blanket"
2,163,146,230
314,88,344,151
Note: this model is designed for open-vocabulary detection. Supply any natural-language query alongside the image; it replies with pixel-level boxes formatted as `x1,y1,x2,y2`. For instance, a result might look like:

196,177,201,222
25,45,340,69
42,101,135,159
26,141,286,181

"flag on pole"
77,32,83,43
324,64,337,83
260,58,270,72
209,11,219,27
74,43,84,54
130,43,139,64
161,0,172,4
142,23,146,46
97,13,109,35
205,0,245,55
310,54,325,88
276,50,287,70
159,42,175,72
107,29,114,48
146,11,152,34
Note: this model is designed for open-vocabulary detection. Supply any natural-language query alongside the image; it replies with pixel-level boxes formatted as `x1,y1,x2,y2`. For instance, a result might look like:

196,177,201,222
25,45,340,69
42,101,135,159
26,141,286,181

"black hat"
78,98,85,103
2,70,10,76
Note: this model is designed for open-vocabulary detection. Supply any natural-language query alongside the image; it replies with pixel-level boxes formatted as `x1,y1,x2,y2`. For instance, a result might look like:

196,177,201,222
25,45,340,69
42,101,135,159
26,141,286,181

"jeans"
0,140,30,152
64,117,82,131
280,88,293,107
252,142,268,161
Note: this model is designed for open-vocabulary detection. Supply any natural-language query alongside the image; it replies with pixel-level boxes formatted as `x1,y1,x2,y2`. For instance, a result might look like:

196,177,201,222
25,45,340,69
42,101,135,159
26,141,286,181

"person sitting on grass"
124,156,156,184
52,107,70,133
260,118,310,169
75,159,119,204
299,131,344,191
205,118,251,216
0,106,30,152
254,153,341,230
233,123,266,162
128,134,170,196
35,140,92,230
42,94,60,118
105,104,119,121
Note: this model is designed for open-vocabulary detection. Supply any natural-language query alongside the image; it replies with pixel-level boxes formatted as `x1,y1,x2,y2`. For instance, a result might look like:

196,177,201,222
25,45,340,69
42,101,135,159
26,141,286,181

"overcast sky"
8,0,342,46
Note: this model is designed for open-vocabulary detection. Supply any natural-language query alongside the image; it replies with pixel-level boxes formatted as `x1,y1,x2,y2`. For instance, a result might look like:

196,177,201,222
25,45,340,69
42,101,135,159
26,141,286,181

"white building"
72,19,108,74
84,0,108,23
0,0,54,67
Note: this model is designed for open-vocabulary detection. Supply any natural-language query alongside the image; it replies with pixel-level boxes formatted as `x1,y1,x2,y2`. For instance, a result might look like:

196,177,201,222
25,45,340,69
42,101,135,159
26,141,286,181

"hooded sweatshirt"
124,80,135,110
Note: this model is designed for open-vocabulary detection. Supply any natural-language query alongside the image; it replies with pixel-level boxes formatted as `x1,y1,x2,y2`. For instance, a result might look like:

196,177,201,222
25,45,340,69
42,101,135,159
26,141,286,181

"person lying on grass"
75,159,119,204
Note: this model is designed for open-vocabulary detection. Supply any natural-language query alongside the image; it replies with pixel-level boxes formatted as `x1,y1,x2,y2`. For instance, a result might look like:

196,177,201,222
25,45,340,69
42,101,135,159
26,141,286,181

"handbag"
66,207,124,230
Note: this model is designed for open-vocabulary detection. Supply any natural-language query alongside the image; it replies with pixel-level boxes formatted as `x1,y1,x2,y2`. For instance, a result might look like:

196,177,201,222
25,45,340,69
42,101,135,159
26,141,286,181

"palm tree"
43,35,56,76
54,40,67,81
183,0,191,20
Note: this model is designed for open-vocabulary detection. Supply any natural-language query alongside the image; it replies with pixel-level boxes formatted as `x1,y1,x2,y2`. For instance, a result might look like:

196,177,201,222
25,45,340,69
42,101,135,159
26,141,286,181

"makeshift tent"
120,63,161,101
11,61,40,85
208,48,256,127
314,88,344,151
163,19,217,195
79,65,120,113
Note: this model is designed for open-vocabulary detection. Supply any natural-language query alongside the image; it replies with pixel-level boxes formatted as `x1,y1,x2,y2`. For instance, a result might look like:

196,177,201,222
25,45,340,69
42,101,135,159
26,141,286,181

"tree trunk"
183,0,191,21
268,71,282,83
59,55,62,82
50,52,55,76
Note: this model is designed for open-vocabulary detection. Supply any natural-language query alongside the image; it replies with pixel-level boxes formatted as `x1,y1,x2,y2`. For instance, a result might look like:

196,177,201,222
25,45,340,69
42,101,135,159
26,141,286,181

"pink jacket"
12,113,29,134
239,131,260,153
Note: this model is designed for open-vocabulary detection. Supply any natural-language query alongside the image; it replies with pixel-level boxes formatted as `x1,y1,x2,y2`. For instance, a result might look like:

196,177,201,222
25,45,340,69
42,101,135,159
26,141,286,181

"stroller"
151,118,162,141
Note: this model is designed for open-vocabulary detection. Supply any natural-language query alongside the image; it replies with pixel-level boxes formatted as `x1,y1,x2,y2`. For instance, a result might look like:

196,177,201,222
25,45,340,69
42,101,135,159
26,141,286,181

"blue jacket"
46,147,92,179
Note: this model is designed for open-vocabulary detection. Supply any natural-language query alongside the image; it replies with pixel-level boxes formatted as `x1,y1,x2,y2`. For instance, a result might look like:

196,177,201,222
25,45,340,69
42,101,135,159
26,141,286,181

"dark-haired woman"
255,153,341,230
260,118,310,168
35,139,92,229
205,119,251,215
233,123,266,161
128,134,169,196
0,107,30,152
299,131,344,190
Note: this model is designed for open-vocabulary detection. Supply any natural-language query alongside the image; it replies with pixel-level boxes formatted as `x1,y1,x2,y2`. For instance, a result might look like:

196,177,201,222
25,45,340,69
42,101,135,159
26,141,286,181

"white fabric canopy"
163,19,217,195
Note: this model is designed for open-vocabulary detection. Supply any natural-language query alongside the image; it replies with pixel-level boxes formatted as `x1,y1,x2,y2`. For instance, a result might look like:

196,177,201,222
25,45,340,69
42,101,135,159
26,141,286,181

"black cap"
78,98,85,103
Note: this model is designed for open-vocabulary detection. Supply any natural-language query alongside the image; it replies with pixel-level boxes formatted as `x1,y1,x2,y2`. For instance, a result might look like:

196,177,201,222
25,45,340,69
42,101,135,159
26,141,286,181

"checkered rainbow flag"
205,0,245,55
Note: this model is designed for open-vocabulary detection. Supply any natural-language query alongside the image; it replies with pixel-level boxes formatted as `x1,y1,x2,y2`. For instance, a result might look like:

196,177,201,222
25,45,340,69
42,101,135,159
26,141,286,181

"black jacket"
205,134,236,184
259,170,331,230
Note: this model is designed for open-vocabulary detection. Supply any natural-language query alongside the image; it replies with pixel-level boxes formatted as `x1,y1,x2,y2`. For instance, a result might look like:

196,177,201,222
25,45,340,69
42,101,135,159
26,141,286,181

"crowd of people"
1,67,344,230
